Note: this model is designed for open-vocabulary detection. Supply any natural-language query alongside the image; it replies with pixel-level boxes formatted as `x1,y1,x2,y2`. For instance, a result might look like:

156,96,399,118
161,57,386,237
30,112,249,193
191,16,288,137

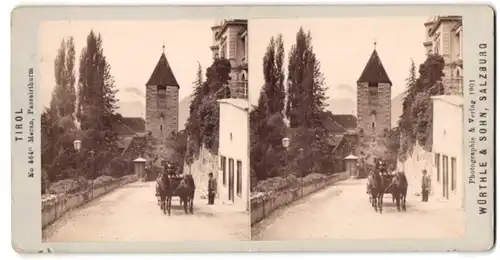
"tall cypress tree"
185,62,204,164
76,30,121,171
286,28,327,129
398,59,417,160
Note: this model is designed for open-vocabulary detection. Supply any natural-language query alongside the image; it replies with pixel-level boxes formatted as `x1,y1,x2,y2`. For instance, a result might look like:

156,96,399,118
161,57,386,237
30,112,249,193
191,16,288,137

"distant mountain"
117,100,144,118
325,98,356,116
178,95,192,131
391,92,406,128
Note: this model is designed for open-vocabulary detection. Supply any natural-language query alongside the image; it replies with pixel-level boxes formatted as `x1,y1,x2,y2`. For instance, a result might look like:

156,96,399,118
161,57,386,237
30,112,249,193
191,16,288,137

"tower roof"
146,52,179,87
357,49,392,85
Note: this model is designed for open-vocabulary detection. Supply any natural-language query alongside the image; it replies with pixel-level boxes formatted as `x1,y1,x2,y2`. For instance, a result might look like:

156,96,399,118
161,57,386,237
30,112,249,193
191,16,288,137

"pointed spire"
373,38,377,50
357,44,392,85
146,46,179,87
162,41,165,53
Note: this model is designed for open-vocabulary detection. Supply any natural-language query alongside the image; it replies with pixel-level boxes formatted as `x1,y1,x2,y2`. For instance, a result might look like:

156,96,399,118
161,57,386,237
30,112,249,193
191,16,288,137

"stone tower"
356,45,392,164
145,47,179,162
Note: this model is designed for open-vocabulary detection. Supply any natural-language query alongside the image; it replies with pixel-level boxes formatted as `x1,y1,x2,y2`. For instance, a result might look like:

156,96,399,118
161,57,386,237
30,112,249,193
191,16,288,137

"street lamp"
282,137,290,178
73,139,82,152
73,139,83,188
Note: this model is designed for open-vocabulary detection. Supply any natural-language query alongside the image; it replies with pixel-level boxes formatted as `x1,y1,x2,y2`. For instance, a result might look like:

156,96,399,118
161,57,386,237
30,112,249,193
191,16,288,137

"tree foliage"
185,58,232,159
250,35,288,182
185,63,204,164
251,29,335,187
286,28,328,129
42,31,128,193
76,30,121,160
398,54,445,160
50,37,77,118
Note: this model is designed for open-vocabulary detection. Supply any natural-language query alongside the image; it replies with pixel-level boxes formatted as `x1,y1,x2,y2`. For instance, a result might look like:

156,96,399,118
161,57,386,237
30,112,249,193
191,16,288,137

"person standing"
421,169,431,202
207,172,217,205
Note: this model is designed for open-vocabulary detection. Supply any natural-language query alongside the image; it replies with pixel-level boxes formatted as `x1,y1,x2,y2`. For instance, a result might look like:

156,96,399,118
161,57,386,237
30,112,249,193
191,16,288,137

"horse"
390,171,408,212
175,174,196,214
157,173,173,215
367,170,385,213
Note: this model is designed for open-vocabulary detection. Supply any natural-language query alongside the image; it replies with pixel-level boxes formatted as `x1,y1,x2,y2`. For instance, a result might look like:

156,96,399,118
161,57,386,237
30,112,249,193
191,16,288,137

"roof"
146,53,179,87
427,16,462,35
357,49,392,85
321,112,357,133
431,94,464,107
117,136,134,149
112,117,146,135
217,98,249,111
133,157,147,163
121,136,147,157
345,154,358,160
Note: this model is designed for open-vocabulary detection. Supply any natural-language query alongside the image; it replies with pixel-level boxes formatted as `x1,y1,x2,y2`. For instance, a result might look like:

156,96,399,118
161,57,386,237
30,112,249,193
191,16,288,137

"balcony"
443,77,463,95
229,81,248,99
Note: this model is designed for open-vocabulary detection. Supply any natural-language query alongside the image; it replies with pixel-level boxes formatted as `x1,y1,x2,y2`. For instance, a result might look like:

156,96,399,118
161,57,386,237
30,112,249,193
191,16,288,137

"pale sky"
248,17,428,105
39,20,214,113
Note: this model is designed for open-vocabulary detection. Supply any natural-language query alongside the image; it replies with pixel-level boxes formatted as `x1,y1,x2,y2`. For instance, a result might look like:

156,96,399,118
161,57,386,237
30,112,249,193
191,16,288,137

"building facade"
145,49,179,163
430,95,464,208
216,98,249,212
356,46,392,165
424,16,463,95
210,20,248,99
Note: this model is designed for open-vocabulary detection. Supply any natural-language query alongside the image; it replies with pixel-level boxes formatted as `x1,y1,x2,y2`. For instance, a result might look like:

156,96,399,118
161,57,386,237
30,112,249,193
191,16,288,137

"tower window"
157,85,167,96
372,122,375,129
160,125,163,131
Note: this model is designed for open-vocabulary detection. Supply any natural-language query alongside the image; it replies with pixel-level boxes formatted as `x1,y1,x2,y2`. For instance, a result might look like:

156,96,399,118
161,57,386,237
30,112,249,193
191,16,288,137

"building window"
220,156,227,186
157,85,166,96
442,155,449,199
435,153,440,182
228,158,235,202
434,38,440,55
451,157,457,191
236,160,242,197
221,43,227,59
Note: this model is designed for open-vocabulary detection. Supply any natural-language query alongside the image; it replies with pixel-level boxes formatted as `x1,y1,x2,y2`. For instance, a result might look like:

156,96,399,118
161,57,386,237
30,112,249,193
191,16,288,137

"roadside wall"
41,175,138,229
250,171,349,225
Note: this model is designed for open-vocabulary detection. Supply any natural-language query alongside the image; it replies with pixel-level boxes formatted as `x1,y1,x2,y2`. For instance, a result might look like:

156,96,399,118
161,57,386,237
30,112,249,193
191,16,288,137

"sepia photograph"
250,16,466,240
39,19,250,242
10,5,494,253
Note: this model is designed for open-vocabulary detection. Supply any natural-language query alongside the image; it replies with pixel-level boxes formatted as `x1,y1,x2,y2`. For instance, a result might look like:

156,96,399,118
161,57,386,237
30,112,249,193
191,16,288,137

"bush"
104,156,129,178
92,175,116,189
46,177,88,194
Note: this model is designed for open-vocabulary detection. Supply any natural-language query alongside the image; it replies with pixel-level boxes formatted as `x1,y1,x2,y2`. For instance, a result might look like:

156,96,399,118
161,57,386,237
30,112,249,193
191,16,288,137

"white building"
210,20,248,99
424,16,463,95
431,95,464,209
216,98,249,212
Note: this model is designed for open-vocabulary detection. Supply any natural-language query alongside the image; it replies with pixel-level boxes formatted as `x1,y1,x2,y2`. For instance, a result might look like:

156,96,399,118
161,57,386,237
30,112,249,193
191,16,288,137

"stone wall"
250,172,349,225
145,85,179,138
356,82,391,163
182,144,219,198
397,143,433,194
41,175,138,229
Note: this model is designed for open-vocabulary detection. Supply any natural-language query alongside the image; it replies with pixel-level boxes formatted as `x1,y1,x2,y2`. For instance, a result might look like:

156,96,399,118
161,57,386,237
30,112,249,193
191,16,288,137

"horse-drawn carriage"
366,158,408,213
155,162,196,216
